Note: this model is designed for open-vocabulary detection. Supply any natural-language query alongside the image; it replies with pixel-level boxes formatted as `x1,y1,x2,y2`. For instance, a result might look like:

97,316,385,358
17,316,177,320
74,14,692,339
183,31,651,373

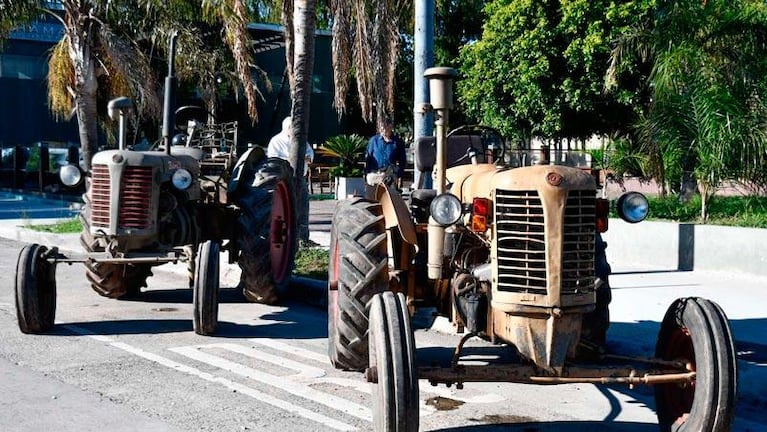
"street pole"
413,0,434,189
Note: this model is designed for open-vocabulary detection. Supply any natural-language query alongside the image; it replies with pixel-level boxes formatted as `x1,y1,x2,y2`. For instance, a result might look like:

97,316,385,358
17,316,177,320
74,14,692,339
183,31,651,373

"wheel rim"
270,180,294,282
660,326,696,425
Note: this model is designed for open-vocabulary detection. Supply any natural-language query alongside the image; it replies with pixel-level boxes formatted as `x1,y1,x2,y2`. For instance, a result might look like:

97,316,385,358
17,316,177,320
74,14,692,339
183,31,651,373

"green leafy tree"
608,0,767,220
458,0,650,146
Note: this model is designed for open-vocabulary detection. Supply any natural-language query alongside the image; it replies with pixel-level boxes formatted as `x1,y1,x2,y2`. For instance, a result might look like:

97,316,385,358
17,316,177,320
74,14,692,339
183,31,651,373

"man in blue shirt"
365,117,406,188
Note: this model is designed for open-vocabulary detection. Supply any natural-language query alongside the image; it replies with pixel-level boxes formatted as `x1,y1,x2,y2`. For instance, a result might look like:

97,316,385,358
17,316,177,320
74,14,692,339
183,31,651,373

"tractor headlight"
59,164,83,187
430,193,463,226
171,168,193,190
617,191,649,223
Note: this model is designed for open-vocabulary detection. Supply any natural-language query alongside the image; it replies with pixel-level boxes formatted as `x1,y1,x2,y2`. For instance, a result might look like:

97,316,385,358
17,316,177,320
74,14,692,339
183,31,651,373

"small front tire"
15,244,57,334
654,297,737,432
193,240,220,336
369,292,419,432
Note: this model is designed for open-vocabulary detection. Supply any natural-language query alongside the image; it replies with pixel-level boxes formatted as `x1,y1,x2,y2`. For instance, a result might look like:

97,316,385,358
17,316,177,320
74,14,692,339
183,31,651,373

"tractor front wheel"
15,244,56,333
369,292,419,432
193,240,220,335
654,297,737,432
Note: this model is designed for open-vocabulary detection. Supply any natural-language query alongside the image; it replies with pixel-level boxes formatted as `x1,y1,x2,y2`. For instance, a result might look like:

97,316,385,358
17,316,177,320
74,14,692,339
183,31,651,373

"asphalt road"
0,233,766,431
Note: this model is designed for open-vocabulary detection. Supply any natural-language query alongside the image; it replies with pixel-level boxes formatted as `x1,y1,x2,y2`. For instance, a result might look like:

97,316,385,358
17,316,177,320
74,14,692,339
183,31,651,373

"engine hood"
91,150,200,177
447,164,596,202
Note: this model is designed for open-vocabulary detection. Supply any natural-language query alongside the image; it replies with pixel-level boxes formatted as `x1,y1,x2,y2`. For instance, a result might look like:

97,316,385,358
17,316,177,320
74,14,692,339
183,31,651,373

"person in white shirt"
266,116,315,244
267,116,314,176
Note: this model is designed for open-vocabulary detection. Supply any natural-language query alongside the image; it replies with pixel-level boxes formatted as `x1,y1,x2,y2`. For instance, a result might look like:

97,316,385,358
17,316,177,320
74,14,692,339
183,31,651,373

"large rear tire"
369,292,419,432
654,297,737,432
193,240,220,336
327,198,389,371
15,244,56,334
236,157,297,304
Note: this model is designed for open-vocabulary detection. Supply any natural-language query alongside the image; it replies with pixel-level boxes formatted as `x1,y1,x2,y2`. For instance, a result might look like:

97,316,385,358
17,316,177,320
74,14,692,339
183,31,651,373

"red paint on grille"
90,165,111,228
119,166,153,229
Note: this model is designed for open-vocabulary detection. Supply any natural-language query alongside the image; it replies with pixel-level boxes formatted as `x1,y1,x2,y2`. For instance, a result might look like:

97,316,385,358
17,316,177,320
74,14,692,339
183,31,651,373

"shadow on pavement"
612,269,691,275
46,300,329,339
432,420,656,432
116,287,249,304
54,319,192,335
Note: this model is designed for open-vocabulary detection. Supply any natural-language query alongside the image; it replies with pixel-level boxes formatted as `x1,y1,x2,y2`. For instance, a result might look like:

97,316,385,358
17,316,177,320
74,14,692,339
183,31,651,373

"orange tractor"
327,67,736,431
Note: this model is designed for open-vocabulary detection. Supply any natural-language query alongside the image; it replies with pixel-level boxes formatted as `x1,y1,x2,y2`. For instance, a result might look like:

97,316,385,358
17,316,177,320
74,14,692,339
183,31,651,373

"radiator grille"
88,164,153,230
119,166,153,229
90,164,111,228
562,191,596,293
495,190,546,294
495,189,596,295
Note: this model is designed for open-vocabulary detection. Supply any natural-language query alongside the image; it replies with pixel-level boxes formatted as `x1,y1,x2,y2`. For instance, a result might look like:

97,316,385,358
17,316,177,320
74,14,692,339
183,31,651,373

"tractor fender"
228,147,266,198
374,183,418,246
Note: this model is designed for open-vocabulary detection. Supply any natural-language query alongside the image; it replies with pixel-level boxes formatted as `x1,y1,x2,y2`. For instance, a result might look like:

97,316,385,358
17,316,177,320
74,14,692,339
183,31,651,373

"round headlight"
59,164,83,187
617,191,649,223
172,168,193,190
430,193,463,226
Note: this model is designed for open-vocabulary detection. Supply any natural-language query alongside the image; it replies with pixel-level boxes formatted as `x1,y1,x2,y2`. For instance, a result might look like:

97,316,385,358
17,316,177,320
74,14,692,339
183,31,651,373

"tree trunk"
65,8,100,172
286,0,317,241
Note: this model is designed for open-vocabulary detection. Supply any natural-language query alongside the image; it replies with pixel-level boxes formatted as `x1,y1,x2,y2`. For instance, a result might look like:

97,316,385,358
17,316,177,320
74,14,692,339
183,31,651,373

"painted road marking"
248,338,504,403
170,345,372,421
61,324,357,431
250,338,331,365
202,342,326,380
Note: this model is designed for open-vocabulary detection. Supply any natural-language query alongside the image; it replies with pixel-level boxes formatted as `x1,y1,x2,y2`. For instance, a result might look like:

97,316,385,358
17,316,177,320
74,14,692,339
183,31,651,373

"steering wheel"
445,125,506,168
174,106,217,132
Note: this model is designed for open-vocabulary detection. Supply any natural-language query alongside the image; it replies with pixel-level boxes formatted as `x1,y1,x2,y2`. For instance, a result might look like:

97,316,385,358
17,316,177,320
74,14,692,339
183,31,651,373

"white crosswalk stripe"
170,344,373,422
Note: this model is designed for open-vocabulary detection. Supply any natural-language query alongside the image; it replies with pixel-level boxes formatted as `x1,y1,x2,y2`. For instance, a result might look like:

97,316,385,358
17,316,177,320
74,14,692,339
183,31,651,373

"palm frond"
47,38,75,121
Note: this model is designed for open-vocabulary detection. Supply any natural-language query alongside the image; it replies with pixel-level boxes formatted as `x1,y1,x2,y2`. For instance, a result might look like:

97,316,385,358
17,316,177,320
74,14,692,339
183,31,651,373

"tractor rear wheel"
15,244,56,334
328,198,389,371
84,261,153,299
193,240,220,336
369,292,419,432
236,158,297,304
654,297,737,432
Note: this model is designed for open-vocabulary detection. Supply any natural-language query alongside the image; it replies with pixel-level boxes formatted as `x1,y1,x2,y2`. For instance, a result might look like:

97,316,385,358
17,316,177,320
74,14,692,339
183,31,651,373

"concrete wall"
602,219,767,277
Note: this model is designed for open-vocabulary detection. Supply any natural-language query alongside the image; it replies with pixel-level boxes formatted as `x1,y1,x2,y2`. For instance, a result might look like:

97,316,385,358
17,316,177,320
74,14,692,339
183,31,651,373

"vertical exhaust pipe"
424,67,457,280
162,31,179,155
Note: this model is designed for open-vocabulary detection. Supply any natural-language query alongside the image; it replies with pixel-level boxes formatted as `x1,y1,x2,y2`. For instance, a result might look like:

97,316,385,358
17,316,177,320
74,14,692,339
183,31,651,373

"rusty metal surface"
374,183,417,245
47,249,188,265
418,363,694,386
490,308,582,374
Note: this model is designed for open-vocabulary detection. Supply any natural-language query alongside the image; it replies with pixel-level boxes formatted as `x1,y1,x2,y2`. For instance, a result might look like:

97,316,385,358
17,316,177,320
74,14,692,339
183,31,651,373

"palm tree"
607,0,767,221
330,0,410,130
2,1,161,170
2,0,264,170
282,0,317,241
138,0,265,122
